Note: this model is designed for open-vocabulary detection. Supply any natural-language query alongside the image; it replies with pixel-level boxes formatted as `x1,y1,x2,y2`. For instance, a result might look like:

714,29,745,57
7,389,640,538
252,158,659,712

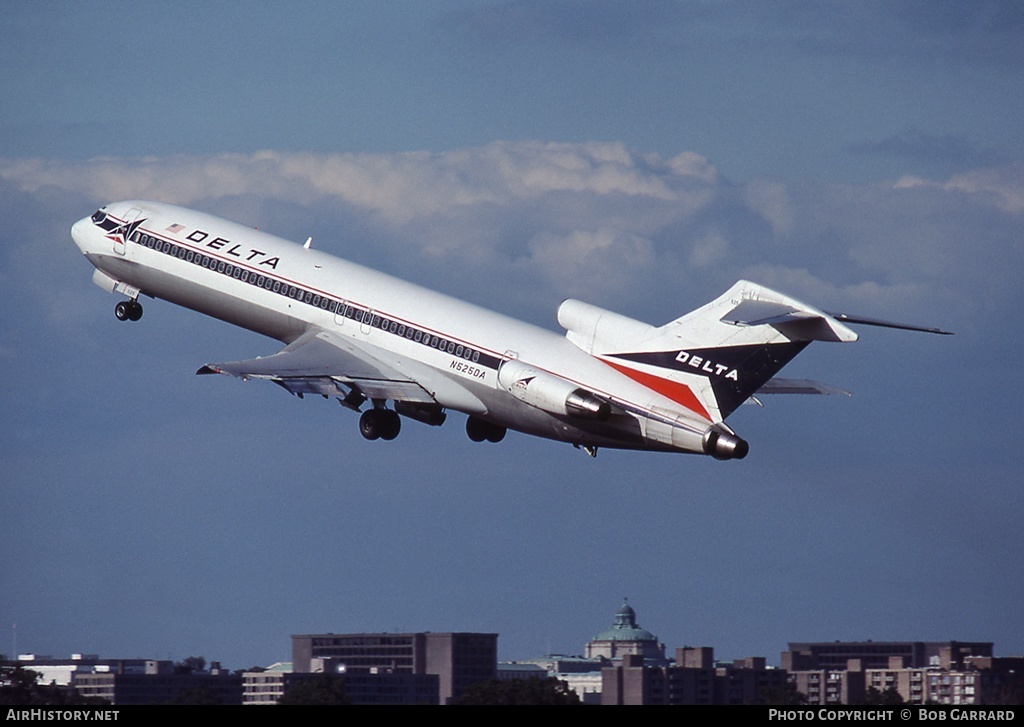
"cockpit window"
91,209,106,224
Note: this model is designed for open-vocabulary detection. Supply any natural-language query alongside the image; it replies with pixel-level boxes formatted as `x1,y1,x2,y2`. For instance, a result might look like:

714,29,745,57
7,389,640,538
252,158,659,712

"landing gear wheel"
467,416,506,444
115,300,143,322
382,413,401,442
359,409,401,441
466,416,487,442
359,410,381,440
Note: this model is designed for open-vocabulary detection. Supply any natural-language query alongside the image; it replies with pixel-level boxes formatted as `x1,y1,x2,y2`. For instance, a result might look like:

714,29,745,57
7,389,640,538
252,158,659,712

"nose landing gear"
115,299,143,321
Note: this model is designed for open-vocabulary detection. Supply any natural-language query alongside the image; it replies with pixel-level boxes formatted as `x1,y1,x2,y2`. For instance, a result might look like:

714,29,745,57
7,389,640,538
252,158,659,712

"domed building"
585,600,667,665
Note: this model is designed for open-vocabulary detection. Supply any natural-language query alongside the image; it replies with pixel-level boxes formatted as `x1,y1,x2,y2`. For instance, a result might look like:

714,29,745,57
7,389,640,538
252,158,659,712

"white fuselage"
72,200,718,454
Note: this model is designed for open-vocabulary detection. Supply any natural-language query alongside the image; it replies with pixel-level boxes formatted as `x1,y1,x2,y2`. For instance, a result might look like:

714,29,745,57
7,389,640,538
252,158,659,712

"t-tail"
558,280,948,457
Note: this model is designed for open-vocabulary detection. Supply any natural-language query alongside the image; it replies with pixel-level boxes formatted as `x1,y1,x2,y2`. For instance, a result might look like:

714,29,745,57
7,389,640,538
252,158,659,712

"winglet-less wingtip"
196,365,221,375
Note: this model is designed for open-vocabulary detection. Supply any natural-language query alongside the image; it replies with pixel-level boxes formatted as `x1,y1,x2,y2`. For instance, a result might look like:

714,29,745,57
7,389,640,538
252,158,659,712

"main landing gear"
359,407,401,441
465,416,506,443
114,299,143,322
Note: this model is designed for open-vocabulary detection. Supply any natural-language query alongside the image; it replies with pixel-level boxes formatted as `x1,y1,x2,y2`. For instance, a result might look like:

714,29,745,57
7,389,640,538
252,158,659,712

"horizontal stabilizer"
824,311,953,336
720,299,816,327
717,289,858,343
756,378,851,396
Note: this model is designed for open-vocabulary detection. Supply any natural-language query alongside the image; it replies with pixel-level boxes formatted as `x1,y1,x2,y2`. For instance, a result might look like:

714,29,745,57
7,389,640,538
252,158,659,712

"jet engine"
497,361,610,421
702,428,749,460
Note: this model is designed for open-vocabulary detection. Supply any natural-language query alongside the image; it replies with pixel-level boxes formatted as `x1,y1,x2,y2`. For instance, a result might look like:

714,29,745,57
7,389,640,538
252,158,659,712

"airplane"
71,200,950,460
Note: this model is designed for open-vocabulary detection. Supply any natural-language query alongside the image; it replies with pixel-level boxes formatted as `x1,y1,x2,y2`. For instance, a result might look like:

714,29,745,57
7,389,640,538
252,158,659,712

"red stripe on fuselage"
602,360,712,422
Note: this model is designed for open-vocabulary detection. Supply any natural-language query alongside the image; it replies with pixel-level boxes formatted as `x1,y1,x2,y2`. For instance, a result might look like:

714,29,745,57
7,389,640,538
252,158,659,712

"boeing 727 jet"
72,201,949,460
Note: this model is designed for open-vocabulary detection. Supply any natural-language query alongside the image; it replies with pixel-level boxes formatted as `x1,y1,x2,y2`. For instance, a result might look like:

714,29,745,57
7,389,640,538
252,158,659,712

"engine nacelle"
557,299,655,355
498,360,610,421
702,428,749,460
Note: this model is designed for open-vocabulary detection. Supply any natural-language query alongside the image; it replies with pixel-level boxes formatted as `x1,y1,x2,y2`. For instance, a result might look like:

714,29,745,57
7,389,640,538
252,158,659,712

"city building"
783,641,994,671
784,643,1022,705
70,660,241,705
291,631,496,704
586,600,667,665
243,659,439,705
1,654,151,687
601,648,789,705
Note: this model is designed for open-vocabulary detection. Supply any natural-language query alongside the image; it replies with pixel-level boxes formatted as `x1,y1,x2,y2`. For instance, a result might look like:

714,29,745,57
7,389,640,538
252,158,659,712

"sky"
1,1,1022,671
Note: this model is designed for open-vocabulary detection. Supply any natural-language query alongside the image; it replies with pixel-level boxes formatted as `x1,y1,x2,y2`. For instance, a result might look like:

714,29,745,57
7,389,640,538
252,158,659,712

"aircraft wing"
198,328,488,414
197,329,436,405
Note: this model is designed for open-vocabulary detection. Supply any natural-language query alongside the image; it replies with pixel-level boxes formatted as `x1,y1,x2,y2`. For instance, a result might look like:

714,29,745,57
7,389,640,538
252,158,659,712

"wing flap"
271,377,349,398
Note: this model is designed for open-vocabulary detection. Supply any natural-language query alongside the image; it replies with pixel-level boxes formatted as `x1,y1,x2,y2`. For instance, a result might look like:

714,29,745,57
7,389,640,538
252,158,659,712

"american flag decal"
165,223,185,233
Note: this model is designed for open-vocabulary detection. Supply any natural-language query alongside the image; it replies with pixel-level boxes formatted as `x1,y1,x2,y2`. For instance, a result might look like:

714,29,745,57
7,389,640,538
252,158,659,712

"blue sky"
2,1,1022,670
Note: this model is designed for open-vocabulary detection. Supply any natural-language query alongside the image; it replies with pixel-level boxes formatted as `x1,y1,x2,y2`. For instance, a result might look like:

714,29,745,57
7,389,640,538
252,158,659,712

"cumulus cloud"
896,163,1024,214
1,141,1019,329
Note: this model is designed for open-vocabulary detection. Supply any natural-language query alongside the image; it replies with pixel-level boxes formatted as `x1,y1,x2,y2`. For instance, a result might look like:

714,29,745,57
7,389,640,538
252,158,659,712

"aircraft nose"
71,216,93,254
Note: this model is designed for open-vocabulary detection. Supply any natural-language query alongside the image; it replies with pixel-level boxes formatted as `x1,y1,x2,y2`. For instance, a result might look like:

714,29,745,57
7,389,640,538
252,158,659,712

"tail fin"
558,281,858,422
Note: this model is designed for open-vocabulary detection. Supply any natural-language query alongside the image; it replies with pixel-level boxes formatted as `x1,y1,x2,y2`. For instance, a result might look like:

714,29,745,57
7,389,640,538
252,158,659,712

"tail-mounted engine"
498,360,610,421
702,428,749,460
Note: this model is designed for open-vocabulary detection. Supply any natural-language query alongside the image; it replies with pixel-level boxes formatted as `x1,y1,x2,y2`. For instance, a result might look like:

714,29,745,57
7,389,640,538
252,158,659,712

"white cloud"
528,227,656,299
688,229,731,268
744,180,794,237
896,164,1024,214
1,143,1018,329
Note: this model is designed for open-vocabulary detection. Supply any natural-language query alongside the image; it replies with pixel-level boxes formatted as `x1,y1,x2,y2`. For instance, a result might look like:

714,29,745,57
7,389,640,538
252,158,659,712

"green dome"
593,600,657,642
